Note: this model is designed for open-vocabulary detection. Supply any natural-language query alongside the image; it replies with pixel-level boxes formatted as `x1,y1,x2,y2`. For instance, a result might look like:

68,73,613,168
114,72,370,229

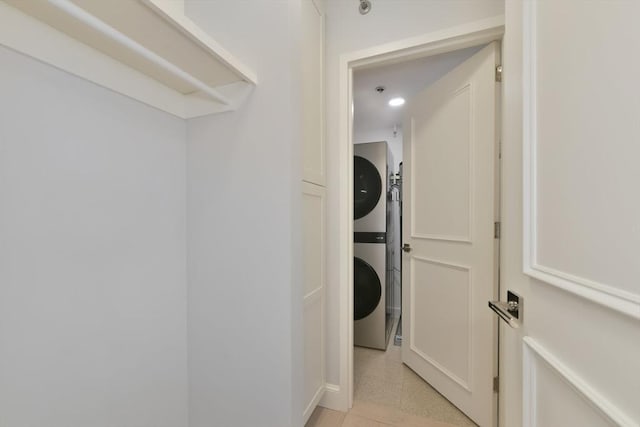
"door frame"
334,15,505,413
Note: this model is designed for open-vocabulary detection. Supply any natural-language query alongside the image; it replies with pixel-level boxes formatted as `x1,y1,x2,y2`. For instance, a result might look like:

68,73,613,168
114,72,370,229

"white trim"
408,344,472,392
303,384,326,425
521,0,536,275
337,15,505,411
521,1,640,320
302,180,327,419
343,16,505,70
344,58,356,411
524,265,640,318
409,256,473,393
304,286,323,303
319,383,347,412
411,234,472,243
522,341,537,427
523,337,638,427
409,82,476,245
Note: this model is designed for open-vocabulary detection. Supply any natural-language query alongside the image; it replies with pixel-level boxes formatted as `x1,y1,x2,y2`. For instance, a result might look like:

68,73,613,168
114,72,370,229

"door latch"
402,243,412,253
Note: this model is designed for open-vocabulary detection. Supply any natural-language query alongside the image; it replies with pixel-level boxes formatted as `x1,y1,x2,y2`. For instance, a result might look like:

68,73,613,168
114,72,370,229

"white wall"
184,1,303,426
324,0,504,397
0,47,188,427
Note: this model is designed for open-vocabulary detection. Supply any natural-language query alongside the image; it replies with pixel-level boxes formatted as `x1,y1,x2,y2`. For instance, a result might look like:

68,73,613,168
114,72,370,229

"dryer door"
353,256,382,320
353,156,382,220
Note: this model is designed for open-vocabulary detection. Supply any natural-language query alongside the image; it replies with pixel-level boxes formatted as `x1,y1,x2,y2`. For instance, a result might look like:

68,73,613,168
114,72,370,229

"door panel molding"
410,83,475,244
409,255,473,392
523,337,636,427
522,1,640,319
408,344,472,393
302,182,326,422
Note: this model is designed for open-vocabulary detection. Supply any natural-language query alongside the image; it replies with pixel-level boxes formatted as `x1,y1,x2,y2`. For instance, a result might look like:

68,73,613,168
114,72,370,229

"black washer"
354,156,382,220
354,257,382,321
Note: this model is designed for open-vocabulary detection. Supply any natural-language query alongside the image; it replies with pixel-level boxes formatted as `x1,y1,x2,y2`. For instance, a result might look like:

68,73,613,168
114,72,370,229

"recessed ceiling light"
388,97,405,107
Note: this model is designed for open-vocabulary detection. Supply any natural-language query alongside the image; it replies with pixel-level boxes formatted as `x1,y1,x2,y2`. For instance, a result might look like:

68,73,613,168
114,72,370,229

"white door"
402,42,499,427
500,1,640,426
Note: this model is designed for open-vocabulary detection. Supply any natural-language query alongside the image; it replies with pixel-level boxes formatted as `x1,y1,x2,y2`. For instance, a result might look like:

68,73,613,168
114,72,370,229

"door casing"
332,15,506,416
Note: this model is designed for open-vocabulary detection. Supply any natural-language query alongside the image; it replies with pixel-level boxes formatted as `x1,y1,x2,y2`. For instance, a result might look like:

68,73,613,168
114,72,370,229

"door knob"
402,243,412,253
488,291,522,329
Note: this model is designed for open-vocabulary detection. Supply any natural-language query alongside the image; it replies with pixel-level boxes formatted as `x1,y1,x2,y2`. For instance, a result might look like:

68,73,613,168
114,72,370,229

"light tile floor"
306,334,477,427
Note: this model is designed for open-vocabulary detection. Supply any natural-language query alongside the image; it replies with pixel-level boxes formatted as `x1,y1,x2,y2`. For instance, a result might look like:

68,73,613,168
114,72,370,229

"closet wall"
184,1,308,426
1,1,324,425
0,46,189,427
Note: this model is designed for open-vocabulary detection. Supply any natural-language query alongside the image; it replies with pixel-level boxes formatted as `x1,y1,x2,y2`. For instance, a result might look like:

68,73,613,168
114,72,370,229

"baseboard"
318,383,348,412
303,384,326,425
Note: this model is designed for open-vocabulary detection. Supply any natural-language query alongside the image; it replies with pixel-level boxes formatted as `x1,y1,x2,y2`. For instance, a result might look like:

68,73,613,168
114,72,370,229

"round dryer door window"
353,257,382,320
353,156,382,220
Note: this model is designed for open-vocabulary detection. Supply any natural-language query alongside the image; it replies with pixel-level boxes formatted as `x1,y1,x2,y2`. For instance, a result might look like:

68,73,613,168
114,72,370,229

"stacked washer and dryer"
354,141,394,350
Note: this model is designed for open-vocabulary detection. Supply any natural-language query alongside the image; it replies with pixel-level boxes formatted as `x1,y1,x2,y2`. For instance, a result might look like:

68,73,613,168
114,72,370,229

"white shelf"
0,0,257,118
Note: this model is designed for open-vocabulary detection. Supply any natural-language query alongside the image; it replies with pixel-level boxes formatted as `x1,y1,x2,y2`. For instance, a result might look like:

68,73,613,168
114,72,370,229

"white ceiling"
353,45,485,134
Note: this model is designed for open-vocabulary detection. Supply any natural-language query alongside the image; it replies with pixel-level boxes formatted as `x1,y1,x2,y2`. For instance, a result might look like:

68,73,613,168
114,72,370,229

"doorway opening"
337,18,504,427
351,45,485,427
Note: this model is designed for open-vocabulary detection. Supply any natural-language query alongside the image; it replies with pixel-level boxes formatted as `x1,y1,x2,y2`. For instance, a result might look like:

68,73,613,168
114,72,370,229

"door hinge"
495,65,503,82
494,222,501,239
493,376,499,393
